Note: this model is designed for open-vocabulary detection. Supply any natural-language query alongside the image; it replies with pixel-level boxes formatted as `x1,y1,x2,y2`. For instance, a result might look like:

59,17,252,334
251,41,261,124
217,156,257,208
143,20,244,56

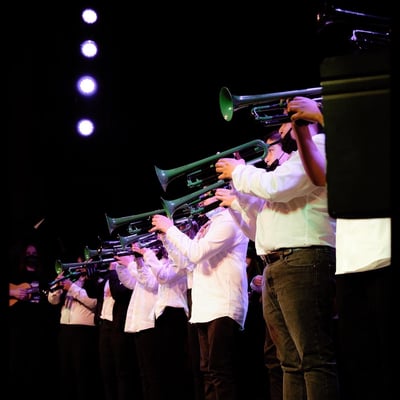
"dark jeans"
262,246,340,400
196,316,242,400
264,321,283,400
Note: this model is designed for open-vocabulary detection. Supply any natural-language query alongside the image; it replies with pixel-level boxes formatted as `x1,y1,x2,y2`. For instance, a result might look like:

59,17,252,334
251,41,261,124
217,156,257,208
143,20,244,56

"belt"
260,246,331,265
260,252,282,265
99,319,113,326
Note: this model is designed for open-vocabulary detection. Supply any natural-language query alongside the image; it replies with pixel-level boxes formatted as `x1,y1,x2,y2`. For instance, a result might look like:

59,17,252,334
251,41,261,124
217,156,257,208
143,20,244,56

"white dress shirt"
140,249,189,320
116,258,159,333
48,279,97,326
164,207,249,329
229,134,336,254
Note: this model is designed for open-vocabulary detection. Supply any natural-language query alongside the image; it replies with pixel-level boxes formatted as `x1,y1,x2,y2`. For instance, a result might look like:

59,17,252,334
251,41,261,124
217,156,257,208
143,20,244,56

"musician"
47,255,103,400
84,260,142,400
287,95,393,400
150,193,249,400
214,98,340,400
114,250,161,400
215,129,292,400
8,239,60,400
131,241,191,399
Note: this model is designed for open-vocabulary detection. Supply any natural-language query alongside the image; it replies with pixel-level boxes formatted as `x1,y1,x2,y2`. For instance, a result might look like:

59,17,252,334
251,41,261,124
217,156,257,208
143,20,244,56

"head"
278,115,323,154
277,122,298,153
245,242,262,278
264,130,291,171
23,243,41,271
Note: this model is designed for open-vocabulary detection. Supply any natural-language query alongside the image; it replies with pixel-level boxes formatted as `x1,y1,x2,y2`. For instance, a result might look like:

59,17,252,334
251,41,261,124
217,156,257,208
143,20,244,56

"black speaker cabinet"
320,50,391,218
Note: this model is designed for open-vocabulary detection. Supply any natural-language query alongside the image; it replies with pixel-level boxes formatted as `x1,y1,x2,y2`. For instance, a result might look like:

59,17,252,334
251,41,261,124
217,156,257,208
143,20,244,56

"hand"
252,274,263,288
250,274,263,294
10,286,30,301
286,96,324,126
114,254,134,267
215,157,244,180
215,187,236,207
85,264,97,279
62,279,73,291
131,243,146,256
150,214,174,233
109,261,118,270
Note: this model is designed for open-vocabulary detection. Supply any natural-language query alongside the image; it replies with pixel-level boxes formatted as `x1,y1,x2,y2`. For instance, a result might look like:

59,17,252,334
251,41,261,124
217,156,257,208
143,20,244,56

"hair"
7,239,45,282
246,242,263,282
265,129,282,144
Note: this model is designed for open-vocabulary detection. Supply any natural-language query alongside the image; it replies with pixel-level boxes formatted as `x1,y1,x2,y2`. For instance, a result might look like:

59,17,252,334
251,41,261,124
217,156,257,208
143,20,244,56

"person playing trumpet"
114,245,161,400
133,240,192,399
47,255,102,400
287,95,392,400
150,191,249,400
214,96,340,400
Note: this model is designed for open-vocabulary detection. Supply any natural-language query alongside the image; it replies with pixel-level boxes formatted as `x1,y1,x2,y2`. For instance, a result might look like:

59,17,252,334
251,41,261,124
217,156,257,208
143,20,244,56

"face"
264,131,291,170
264,140,285,168
279,122,293,139
279,122,298,153
25,244,38,257
24,244,39,270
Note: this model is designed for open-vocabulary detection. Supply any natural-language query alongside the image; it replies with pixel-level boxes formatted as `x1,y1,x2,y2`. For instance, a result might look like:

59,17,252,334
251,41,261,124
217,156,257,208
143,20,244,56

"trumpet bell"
219,86,235,122
55,260,63,275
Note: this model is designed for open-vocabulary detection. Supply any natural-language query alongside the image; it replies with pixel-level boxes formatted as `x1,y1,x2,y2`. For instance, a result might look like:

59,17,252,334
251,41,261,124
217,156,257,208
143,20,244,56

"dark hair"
246,242,263,280
265,129,282,144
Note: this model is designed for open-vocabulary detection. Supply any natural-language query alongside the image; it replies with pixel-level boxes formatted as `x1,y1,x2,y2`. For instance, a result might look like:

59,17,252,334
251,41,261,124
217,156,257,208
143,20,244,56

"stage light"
80,40,98,58
76,75,98,97
76,118,95,137
74,6,102,136
81,8,98,25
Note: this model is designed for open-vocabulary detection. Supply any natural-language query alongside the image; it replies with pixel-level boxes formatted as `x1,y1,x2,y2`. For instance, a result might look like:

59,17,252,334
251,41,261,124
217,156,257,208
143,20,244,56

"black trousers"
196,316,242,400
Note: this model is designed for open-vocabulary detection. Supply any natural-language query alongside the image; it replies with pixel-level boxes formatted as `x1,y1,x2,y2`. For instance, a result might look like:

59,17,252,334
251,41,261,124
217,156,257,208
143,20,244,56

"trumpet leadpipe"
219,86,322,122
105,209,165,234
83,245,132,261
154,139,268,192
161,180,228,218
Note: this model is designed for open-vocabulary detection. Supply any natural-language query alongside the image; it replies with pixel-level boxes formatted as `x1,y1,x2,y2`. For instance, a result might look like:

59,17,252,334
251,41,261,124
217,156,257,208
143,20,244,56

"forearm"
294,126,326,186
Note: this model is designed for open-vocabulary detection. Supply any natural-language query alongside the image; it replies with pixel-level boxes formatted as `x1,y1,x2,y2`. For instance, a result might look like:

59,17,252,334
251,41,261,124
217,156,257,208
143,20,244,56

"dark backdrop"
8,1,392,262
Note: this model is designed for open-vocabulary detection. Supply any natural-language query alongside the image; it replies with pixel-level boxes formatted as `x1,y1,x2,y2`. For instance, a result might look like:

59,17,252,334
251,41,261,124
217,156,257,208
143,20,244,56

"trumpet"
118,231,160,249
84,232,163,260
154,139,268,192
105,209,165,235
54,258,111,275
119,232,164,253
83,244,133,260
48,258,111,289
161,180,228,218
317,4,391,51
219,86,322,123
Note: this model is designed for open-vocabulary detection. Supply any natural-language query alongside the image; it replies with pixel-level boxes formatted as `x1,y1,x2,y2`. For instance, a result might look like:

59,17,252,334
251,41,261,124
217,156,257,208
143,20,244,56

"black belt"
260,246,332,265
99,319,113,326
260,252,282,265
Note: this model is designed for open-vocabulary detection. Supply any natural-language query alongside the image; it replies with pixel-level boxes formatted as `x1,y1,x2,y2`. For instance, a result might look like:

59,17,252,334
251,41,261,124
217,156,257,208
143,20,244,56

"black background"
8,1,392,262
